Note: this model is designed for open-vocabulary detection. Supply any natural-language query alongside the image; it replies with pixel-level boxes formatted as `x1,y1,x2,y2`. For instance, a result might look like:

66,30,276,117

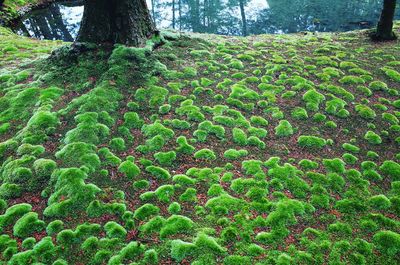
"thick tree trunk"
77,0,156,46
372,0,397,41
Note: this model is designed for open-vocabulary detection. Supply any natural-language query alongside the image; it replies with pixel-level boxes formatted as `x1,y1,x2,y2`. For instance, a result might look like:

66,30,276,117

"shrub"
194,149,216,160
298,135,327,149
275,120,294,137
160,215,194,238
364,131,382,145
154,151,176,166
373,230,400,256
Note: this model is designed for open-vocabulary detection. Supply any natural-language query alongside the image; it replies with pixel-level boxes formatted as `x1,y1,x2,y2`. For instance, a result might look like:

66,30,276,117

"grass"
0,20,399,264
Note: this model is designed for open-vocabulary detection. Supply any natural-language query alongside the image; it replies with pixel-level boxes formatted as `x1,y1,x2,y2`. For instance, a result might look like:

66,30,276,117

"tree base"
370,31,398,41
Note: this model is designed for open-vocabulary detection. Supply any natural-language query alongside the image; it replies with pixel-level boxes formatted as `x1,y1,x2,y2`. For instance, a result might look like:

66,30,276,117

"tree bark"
77,0,156,46
372,0,397,41
239,0,247,36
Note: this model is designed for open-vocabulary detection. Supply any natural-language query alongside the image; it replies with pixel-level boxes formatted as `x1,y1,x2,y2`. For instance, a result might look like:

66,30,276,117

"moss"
194,149,216,160
342,143,360,153
382,68,400,82
118,158,140,179
223,149,248,160
104,221,127,239
46,220,64,236
368,195,391,210
275,120,294,137
303,89,325,111
170,239,197,262
298,135,326,149
133,203,160,221
154,151,176,166
145,166,171,180
355,105,376,120
364,131,382,145
379,160,400,180
160,215,194,238
109,137,126,151
13,212,45,238
373,231,400,256
0,203,32,231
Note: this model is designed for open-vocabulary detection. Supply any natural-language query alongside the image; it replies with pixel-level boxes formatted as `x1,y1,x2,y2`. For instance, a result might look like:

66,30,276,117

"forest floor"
0,17,400,265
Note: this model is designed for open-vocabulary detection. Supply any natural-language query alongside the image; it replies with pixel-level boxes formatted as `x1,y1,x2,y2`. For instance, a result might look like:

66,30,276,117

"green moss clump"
13,212,45,238
364,131,382,145
109,137,126,151
154,151,177,166
355,105,376,120
133,203,160,221
104,221,127,239
145,166,171,180
339,75,365,85
298,135,327,149
373,230,400,256
176,136,195,154
303,89,325,111
323,158,346,174
379,160,400,180
342,143,360,153
118,157,140,179
160,215,194,238
223,149,248,160
232,128,248,146
194,149,217,160
275,120,294,137
368,195,391,210
291,107,308,120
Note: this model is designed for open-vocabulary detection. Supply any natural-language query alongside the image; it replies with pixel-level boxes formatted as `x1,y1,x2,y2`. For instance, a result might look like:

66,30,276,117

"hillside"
0,21,400,264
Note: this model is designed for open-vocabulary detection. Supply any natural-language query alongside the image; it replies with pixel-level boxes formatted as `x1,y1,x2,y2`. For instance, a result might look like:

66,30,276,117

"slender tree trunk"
372,0,397,41
151,0,156,24
172,0,176,29
77,0,156,46
239,0,247,36
178,0,182,30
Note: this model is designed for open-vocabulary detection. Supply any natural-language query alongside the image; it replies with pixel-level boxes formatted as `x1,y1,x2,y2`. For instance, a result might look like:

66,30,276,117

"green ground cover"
0,21,399,264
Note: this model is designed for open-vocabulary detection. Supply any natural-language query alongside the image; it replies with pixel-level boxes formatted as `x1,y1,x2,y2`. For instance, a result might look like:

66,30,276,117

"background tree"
77,0,155,46
372,0,397,41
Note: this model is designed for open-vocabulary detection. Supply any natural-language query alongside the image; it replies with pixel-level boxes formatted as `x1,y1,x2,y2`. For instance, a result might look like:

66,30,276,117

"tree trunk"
372,0,397,41
239,0,247,36
172,0,176,29
77,0,156,46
